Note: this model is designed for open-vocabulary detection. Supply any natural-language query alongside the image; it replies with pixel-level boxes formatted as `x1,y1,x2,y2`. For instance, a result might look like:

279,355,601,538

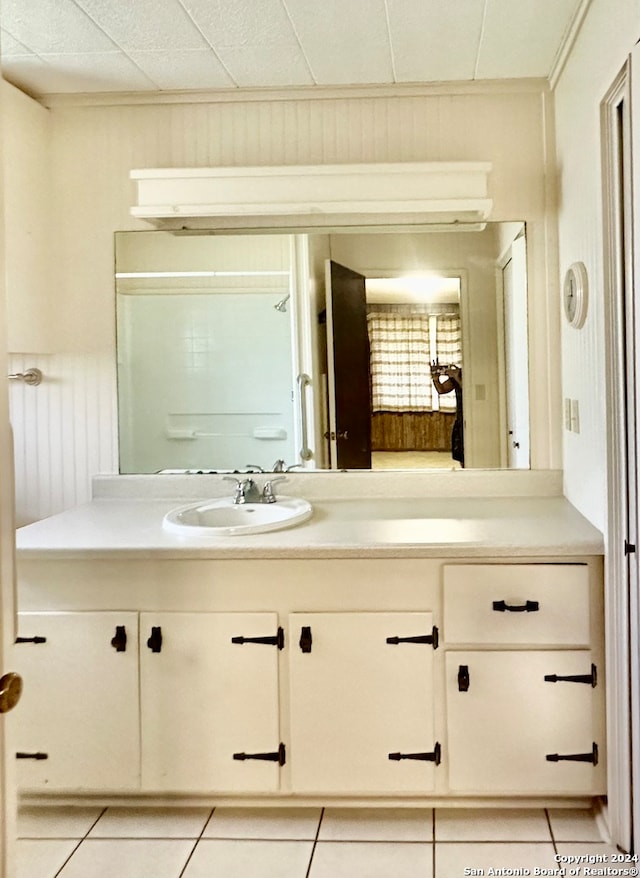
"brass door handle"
0,672,23,713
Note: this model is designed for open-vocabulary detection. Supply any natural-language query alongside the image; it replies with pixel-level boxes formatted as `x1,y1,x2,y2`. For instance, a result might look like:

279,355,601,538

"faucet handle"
222,475,244,503
262,476,287,503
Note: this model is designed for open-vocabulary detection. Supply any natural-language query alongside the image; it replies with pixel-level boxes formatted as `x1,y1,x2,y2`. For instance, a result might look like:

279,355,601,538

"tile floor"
17,804,617,878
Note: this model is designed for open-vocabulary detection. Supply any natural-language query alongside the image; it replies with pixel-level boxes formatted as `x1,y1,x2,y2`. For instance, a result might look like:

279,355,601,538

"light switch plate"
570,399,580,433
564,398,572,430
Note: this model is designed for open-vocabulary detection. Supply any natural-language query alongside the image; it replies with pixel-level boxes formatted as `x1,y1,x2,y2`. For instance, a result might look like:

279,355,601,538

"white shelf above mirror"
130,162,493,229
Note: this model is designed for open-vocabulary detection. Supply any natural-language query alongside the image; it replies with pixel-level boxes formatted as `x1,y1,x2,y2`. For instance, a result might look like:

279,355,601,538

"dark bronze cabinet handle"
147,627,162,653
492,600,539,613
111,626,127,652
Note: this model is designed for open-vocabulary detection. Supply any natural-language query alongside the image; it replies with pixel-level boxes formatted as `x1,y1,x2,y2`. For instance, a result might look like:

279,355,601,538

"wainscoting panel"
8,353,117,527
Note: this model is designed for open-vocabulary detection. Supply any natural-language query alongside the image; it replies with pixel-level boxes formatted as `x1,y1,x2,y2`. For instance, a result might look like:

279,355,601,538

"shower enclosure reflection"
115,224,529,473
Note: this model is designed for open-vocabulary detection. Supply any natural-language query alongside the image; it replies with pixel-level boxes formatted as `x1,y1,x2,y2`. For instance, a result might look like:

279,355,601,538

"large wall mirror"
115,222,529,474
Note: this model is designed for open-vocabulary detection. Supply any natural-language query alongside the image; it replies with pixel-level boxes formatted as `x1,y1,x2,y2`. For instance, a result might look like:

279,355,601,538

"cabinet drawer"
443,564,590,645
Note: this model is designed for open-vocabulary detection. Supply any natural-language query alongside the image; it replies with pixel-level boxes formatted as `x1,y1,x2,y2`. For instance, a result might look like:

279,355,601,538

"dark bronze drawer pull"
492,600,539,613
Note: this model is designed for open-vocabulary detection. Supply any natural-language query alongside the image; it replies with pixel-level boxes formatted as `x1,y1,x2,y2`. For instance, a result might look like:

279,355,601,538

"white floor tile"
16,839,79,878
18,806,104,839
89,806,211,838
57,839,195,878
310,841,433,878
436,842,557,877
548,808,607,842
320,807,433,841
203,807,321,840
182,839,313,878
436,808,551,842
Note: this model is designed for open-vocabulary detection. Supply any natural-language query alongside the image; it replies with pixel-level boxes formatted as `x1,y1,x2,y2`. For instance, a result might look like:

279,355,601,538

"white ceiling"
0,0,585,99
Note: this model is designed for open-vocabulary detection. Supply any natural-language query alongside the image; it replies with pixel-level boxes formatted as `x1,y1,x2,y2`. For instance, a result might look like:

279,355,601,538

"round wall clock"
563,261,589,328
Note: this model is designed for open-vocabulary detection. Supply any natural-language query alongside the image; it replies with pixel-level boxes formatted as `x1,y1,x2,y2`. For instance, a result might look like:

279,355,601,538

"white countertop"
16,477,604,560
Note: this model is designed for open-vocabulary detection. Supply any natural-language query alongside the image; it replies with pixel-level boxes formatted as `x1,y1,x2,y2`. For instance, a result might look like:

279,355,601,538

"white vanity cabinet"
443,564,605,796
139,612,282,793
12,612,139,792
288,612,439,793
13,554,605,803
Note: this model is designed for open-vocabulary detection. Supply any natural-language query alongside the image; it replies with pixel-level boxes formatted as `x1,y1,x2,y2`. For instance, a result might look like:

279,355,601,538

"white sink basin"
163,496,313,537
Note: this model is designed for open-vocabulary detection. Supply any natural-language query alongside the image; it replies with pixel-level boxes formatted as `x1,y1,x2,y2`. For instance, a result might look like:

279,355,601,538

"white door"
446,651,604,794
602,58,638,851
140,612,281,792
502,235,530,468
289,612,437,793
12,612,139,791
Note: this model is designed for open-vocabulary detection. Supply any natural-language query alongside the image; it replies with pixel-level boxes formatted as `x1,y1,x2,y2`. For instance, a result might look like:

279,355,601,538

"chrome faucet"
223,476,262,505
272,459,303,473
261,477,287,503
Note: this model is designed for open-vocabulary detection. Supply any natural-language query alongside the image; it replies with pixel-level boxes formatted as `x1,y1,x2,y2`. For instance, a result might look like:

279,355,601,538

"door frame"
601,58,637,853
0,78,17,876
496,227,530,469
342,265,470,466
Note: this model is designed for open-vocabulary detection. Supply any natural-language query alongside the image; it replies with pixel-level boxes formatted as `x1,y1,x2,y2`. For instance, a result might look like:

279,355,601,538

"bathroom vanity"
11,473,606,807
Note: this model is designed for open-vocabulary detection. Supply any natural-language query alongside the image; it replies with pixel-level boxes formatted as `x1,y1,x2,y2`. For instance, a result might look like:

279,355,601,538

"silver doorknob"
0,672,23,713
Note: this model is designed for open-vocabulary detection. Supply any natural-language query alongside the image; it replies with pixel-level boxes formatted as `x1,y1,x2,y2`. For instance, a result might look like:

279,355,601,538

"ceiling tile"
386,0,485,82
180,0,301,48
31,52,157,93
216,44,314,87
0,28,34,56
76,0,208,52
476,0,578,78
128,49,235,90
284,0,394,84
0,0,585,96
0,0,116,54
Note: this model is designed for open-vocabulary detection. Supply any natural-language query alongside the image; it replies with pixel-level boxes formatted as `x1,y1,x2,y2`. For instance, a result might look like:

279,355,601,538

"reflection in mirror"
115,223,529,474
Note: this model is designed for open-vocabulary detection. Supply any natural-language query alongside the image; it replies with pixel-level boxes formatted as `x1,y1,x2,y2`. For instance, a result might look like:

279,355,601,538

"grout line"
86,807,109,838
52,809,108,878
304,806,324,878
545,808,559,855
52,839,84,877
177,807,215,878
432,808,437,876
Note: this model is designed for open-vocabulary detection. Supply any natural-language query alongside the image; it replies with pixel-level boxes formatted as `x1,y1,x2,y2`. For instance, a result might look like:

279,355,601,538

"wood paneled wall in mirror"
115,223,529,474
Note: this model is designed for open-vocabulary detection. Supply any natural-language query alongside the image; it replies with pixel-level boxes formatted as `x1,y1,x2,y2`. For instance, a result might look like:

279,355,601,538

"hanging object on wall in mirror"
563,262,589,328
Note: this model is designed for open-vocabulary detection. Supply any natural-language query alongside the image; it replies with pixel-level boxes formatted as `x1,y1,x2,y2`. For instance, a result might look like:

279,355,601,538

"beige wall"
3,82,52,353
554,0,640,531
6,80,560,522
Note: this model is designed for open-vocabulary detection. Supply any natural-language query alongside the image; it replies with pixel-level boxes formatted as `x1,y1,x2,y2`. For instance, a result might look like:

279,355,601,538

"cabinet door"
140,612,281,792
446,651,604,794
12,612,139,791
289,612,437,793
